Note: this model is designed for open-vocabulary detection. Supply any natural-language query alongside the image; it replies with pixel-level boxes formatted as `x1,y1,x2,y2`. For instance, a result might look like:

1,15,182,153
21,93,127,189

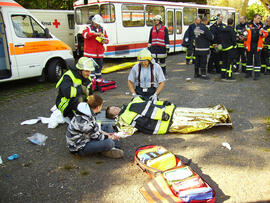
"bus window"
75,5,99,25
68,14,75,29
88,5,99,21
167,10,173,35
12,15,46,38
198,9,210,25
176,10,182,34
146,5,165,26
101,4,115,23
229,12,236,25
122,4,144,27
210,9,220,25
183,7,197,26
221,10,228,24
75,8,82,25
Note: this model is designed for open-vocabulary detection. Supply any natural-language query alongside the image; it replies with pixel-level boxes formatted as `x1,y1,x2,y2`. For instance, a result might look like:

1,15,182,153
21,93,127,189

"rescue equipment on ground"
92,78,116,92
101,62,138,74
134,145,216,202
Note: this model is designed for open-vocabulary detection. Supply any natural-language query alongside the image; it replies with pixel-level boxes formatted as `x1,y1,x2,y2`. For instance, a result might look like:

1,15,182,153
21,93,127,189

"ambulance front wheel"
47,59,65,82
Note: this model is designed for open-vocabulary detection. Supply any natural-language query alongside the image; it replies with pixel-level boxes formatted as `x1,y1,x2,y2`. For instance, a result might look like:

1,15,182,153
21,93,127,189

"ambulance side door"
9,13,48,78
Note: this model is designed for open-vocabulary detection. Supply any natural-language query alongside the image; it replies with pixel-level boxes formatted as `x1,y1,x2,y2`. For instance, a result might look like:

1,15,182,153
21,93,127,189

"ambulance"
0,0,74,83
29,9,75,52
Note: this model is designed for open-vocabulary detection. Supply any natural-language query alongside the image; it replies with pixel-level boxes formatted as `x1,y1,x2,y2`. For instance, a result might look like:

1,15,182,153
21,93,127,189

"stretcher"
101,62,138,74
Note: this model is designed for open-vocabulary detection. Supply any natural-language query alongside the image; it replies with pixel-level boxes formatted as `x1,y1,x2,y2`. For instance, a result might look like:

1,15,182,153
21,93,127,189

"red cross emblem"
53,19,60,28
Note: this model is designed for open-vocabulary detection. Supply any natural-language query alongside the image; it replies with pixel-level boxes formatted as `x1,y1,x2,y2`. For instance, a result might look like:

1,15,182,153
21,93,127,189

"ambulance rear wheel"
47,59,65,82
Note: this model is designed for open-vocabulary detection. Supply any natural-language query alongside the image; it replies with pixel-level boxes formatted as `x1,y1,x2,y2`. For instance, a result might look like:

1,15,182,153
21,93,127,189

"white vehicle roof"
73,0,235,11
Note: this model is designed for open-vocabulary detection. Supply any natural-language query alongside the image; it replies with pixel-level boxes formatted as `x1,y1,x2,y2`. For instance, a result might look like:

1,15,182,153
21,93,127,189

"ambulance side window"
11,15,46,38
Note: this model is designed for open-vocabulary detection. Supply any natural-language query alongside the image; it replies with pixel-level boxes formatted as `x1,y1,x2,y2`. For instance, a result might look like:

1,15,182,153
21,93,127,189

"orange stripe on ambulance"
0,0,74,83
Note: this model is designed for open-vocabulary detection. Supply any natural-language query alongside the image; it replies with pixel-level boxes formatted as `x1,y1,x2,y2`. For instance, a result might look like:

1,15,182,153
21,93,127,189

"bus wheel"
47,59,65,82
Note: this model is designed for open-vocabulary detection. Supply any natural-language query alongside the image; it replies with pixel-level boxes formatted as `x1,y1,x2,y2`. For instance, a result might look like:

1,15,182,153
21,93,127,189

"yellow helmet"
137,48,152,62
76,57,96,71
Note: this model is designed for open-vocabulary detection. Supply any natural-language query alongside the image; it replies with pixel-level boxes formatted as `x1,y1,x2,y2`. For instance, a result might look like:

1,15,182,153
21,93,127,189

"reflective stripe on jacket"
56,70,92,113
119,97,175,134
82,24,108,58
151,25,166,47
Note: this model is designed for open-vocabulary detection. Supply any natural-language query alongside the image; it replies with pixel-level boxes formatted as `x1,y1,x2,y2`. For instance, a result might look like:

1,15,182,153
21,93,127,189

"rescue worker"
56,57,95,119
128,49,166,101
208,14,226,74
261,17,270,75
148,15,170,75
194,16,213,79
244,14,268,80
220,18,237,81
82,14,109,81
182,17,201,65
235,16,247,73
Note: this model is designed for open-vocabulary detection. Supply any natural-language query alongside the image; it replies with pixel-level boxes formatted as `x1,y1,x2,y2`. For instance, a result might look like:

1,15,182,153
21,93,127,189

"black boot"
200,68,209,80
253,72,260,80
264,70,270,75
186,59,190,65
245,71,252,78
194,68,200,78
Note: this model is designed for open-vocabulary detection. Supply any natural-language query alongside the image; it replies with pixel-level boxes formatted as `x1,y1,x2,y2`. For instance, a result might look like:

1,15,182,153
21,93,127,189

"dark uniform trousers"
260,47,270,73
194,51,208,77
221,49,234,79
236,47,247,72
208,48,222,73
135,86,156,100
186,44,196,64
246,49,261,78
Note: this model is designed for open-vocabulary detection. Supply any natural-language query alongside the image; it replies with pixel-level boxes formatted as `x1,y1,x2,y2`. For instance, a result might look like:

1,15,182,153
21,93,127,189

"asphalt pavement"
0,53,270,202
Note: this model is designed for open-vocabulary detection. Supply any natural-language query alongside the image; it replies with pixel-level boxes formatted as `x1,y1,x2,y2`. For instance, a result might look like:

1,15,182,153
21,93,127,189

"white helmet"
92,14,103,25
153,15,163,22
76,57,96,71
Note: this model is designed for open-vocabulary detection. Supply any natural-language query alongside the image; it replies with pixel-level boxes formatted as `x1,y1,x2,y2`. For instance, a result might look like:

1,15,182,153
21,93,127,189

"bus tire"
47,59,65,82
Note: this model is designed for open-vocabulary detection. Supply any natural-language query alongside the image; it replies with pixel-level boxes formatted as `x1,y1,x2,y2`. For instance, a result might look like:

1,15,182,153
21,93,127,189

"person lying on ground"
106,97,232,135
66,94,123,158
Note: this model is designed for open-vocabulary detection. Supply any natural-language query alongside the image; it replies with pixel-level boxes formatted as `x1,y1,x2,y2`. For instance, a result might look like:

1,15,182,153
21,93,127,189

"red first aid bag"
92,79,116,92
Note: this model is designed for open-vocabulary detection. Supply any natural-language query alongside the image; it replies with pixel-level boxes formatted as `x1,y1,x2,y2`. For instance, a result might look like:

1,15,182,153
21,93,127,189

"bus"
73,0,237,58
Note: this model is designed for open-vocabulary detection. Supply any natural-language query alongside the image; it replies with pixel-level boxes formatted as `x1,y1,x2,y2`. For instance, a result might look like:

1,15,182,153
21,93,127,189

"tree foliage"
246,3,270,21
16,0,75,10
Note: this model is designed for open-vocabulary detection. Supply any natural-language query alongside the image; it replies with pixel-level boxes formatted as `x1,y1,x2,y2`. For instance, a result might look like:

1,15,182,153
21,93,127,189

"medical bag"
92,79,116,92
134,145,216,202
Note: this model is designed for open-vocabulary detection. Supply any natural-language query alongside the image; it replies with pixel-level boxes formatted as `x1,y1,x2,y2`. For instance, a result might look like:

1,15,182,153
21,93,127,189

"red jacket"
82,24,108,58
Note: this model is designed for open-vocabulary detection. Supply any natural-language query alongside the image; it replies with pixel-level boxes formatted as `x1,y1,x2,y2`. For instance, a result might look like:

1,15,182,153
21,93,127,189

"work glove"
81,85,89,97
162,112,170,121
149,93,158,102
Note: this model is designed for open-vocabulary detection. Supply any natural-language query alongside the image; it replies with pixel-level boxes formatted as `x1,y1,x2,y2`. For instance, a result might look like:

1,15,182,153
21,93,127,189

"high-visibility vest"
151,25,166,47
119,97,175,134
245,23,268,52
56,70,91,113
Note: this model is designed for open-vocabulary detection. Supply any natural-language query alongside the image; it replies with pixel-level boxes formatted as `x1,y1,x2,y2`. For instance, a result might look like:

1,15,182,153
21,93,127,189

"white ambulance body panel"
29,9,75,51
0,0,74,83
